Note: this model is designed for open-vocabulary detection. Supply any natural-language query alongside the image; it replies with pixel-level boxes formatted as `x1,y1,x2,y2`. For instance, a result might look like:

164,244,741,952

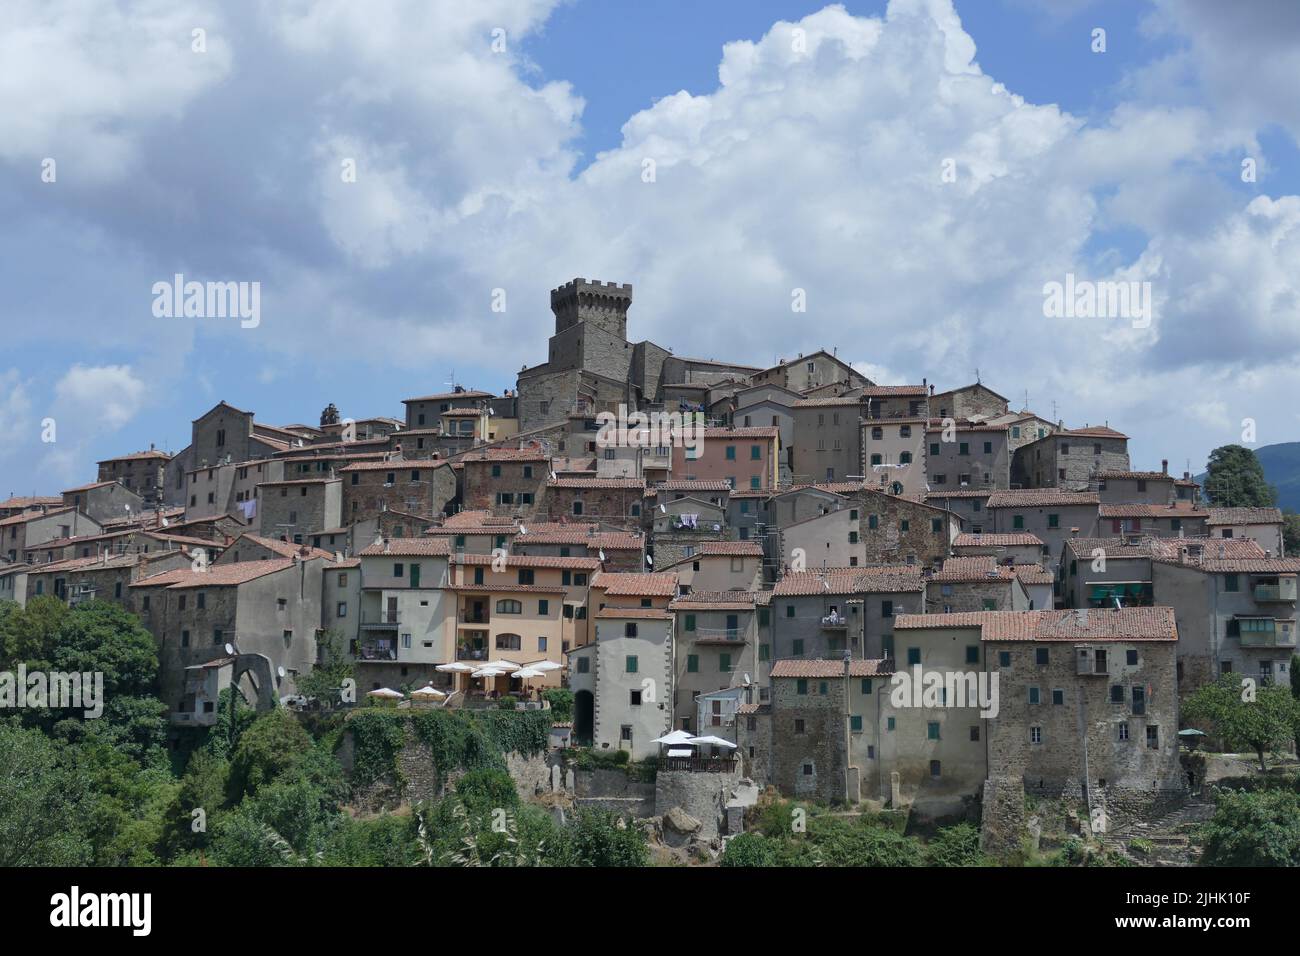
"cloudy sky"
3,0,1299,495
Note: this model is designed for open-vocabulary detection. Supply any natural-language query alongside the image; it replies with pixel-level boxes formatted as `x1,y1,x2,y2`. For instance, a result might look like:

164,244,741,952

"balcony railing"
1253,583,1297,603
693,627,742,643
457,646,490,662
658,755,738,773
361,610,400,628
1239,625,1296,648
459,609,491,624
821,613,848,629
357,642,398,661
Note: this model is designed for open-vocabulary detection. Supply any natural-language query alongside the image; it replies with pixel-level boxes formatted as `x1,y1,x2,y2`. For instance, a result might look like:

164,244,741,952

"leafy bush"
1201,788,1300,866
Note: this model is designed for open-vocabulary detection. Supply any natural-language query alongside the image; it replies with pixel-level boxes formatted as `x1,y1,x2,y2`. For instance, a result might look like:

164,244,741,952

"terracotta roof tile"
359,538,452,557
953,532,1043,547
770,659,895,678
986,490,1100,508
591,571,678,597
894,607,1177,642
1207,507,1284,525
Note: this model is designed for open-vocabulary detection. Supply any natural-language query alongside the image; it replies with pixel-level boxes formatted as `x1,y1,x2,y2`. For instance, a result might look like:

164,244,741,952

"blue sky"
3,0,1300,495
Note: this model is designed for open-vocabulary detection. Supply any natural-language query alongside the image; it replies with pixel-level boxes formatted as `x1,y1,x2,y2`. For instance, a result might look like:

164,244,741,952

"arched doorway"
574,690,594,745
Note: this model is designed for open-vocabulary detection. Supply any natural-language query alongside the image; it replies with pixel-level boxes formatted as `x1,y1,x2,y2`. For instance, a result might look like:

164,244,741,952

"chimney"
1161,459,1168,475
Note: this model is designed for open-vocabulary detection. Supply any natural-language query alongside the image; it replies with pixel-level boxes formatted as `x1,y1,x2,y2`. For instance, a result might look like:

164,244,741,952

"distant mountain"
1195,442,1300,512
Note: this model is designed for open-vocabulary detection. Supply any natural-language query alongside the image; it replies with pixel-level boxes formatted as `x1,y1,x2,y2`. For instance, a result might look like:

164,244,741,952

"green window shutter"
860,678,872,694
850,715,863,732
687,654,699,672
720,653,731,672
797,679,808,695
758,608,770,626
685,614,696,631
1013,515,1024,529
907,647,920,665
759,644,770,661
966,645,979,664
792,639,804,656
626,656,638,673
927,722,940,740
868,514,878,529
887,717,896,730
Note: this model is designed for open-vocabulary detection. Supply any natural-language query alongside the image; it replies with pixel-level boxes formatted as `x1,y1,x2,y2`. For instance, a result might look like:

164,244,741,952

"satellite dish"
488,408,495,416
743,673,751,685
277,666,286,679
161,517,169,527
518,524,527,535
659,503,667,513
646,554,654,567
124,504,131,512
598,549,606,562
550,471,558,481
224,642,235,656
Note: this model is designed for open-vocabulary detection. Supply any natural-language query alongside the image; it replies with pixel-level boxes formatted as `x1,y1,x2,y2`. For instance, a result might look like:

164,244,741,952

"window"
796,679,808,695
1132,686,1146,715
577,657,590,673
958,442,969,456
337,602,347,617
1126,649,1138,665
538,599,549,615
965,646,979,664
792,638,804,656
1030,727,1042,744
883,601,894,618
929,760,941,778
1117,722,1129,741
1013,515,1024,529
496,599,522,614
931,518,942,533
1047,513,1059,528
180,630,190,647
906,647,920,665
725,445,736,460
899,451,912,464
1028,687,1040,704
686,654,699,672
850,715,863,732
751,445,761,460
1224,574,1239,592
998,650,1011,667
795,720,807,735
624,622,638,637
517,569,535,585
496,634,522,650
1146,725,1159,749
720,653,732,672
927,722,940,740
625,655,638,672
630,690,642,706
1110,685,1124,703
899,520,909,532
1052,689,1064,705
1036,647,1049,666
393,563,404,579
868,515,878,529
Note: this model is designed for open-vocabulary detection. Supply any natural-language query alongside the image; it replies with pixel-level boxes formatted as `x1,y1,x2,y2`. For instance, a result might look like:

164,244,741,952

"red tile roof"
653,479,733,492
359,538,452,557
669,590,760,611
953,532,1043,547
696,541,763,557
894,607,1177,642
452,553,601,570
594,607,672,620
133,559,297,589
1207,507,1284,525
986,490,1100,508
770,659,895,678
591,572,678,597
547,478,646,489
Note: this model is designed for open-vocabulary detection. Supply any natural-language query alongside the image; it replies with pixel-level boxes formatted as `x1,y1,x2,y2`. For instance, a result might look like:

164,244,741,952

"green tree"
0,595,67,665
1283,512,1300,557
925,823,991,866
720,832,780,867
551,808,648,867
0,722,94,865
226,708,313,801
541,687,574,721
1183,674,1300,770
294,628,354,708
1203,445,1276,508
1201,789,1300,866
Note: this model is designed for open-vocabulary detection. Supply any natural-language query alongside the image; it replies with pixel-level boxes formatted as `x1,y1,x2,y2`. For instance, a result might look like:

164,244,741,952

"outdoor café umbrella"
411,685,447,699
687,735,738,752
652,729,696,746
436,661,475,692
523,660,561,672
366,687,404,699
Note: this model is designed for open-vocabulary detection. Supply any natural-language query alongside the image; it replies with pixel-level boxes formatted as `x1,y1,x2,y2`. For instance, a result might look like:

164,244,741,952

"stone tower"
550,278,632,339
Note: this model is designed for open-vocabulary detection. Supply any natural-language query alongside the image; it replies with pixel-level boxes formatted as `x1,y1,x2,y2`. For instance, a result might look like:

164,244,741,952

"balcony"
357,640,398,661
1253,581,1297,603
821,613,848,630
693,627,742,643
1238,620,1297,648
457,644,490,662
658,754,739,773
361,610,400,629
458,609,491,625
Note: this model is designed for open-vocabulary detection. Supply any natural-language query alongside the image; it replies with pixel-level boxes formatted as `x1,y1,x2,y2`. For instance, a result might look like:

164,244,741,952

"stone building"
928,383,1009,421
567,607,674,759
925,556,1032,613
986,489,1101,573
162,401,307,505
669,590,760,733
952,532,1046,566
256,477,343,542
749,350,868,394
1206,507,1285,556
459,445,550,515
1,506,102,564
185,457,286,522
861,417,927,495
1095,468,1178,505
543,477,645,524
1011,425,1130,490
130,554,325,725
661,540,763,592
61,480,146,525
924,490,992,534
789,397,861,485
510,527,645,573
1098,503,1208,538
401,388,495,430
353,537,454,691
95,449,172,504
924,421,1011,490
856,489,959,568
340,459,457,523
1149,541,1300,693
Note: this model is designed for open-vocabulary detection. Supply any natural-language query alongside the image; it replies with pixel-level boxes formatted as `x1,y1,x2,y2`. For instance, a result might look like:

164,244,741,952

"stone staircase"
1100,800,1215,866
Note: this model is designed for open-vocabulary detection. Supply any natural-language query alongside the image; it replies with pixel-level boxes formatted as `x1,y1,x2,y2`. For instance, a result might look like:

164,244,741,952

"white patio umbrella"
651,729,696,746
521,660,561,672
366,687,405,700
435,661,475,692
686,735,738,748
511,666,546,679
411,685,446,698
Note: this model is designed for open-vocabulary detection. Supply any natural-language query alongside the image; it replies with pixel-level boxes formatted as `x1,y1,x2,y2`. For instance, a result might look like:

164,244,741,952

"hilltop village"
3,277,1292,854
